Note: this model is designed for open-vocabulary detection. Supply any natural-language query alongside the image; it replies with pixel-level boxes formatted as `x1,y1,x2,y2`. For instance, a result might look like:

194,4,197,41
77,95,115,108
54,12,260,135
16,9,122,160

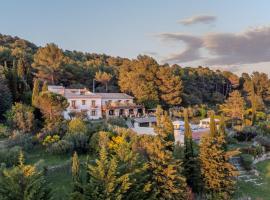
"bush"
5,103,35,134
89,131,110,154
255,136,270,151
0,124,10,138
46,140,73,154
240,153,254,170
64,133,89,153
227,137,238,145
0,146,21,167
106,117,127,128
68,118,87,134
7,131,34,151
234,126,257,142
240,145,263,157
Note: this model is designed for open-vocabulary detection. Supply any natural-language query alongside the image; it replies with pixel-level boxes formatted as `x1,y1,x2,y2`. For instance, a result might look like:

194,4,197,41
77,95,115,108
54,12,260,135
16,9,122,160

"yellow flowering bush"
42,135,60,146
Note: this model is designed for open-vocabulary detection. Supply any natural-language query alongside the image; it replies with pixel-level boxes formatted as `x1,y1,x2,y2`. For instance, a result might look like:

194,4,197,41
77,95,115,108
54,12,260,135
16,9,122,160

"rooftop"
96,93,134,99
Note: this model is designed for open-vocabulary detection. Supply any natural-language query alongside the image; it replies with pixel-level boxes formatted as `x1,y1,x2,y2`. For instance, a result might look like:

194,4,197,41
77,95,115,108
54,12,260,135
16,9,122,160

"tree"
220,91,245,122
141,105,187,199
37,91,69,121
95,71,112,92
68,118,87,134
32,79,40,106
32,43,65,84
0,74,12,120
84,147,131,200
199,122,239,199
0,152,51,200
118,56,159,108
250,81,257,125
6,103,35,133
70,152,84,200
41,81,48,92
183,109,202,193
156,66,183,107
209,112,217,137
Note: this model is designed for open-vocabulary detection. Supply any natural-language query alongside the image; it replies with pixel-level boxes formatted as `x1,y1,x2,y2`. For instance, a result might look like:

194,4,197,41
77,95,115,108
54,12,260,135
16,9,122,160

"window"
71,100,76,108
91,100,96,107
82,100,86,105
139,122,150,127
91,110,96,116
80,91,85,95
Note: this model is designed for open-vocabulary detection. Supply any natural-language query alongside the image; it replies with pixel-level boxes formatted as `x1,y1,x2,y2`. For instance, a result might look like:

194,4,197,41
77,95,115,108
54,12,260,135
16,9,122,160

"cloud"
158,33,203,62
159,26,270,66
179,15,216,26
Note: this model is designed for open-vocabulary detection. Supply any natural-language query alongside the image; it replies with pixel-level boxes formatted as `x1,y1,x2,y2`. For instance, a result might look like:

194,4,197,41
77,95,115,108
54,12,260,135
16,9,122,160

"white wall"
66,98,102,119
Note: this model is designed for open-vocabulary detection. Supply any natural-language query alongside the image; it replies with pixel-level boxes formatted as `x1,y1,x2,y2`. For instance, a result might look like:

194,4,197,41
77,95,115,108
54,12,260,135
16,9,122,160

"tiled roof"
95,93,134,99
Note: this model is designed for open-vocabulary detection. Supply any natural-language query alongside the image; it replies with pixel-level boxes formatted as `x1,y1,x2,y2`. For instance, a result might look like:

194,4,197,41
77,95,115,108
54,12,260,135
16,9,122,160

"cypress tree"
183,109,202,193
209,112,217,137
219,114,226,136
70,152,84,200
17,58,25,80
32,79,40,106
250,81,257,125
42,81,48,92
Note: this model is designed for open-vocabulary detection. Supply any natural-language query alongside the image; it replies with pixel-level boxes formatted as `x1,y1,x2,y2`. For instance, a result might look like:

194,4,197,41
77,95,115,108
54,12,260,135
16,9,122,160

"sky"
1,0,270,75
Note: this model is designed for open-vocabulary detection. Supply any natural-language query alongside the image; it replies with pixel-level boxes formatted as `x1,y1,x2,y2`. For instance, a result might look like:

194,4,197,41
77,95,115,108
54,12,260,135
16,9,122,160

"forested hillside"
1,33,270,117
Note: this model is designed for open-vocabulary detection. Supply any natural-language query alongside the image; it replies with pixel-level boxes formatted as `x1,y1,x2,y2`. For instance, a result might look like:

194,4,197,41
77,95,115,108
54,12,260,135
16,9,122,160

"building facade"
48,85,144,119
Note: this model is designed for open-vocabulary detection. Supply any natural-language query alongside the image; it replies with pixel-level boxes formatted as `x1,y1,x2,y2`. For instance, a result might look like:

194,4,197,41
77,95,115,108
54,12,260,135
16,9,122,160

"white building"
199,118,220,128
130,118,209,144
131,117,157,135
48,85,144,120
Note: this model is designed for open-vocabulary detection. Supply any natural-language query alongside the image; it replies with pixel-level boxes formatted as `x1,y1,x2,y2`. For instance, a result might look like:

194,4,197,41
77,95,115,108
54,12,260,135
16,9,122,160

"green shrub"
255,136,270,151
47,140,73,154
106,117,127,128
7,131,34,151
240,153,254,170
0,124,10,138
0,146,21,167
64,133,89,153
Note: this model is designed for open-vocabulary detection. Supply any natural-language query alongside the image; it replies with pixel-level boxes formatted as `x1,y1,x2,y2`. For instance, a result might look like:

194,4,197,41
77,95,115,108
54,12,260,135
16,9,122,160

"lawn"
234,160,270,200
25,147,92,200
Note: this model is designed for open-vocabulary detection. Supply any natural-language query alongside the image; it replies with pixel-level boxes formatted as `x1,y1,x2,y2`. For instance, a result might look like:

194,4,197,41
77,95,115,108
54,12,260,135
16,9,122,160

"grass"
234,160,270,200
24,147,92,200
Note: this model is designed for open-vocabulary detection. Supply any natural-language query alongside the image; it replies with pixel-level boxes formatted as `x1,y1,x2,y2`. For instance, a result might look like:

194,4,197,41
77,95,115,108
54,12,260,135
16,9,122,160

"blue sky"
2,0,270,74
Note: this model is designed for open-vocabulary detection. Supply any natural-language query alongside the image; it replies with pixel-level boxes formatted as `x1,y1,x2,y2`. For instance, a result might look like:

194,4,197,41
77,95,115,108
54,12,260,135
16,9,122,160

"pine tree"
70,152,84,200
220,90,245,125
156,66,183,107
141,105,187,199
95,71,112,92
183,109,202,193
0,152,51,200
32,79,40,106
199,121,239,199
84,147,131,200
